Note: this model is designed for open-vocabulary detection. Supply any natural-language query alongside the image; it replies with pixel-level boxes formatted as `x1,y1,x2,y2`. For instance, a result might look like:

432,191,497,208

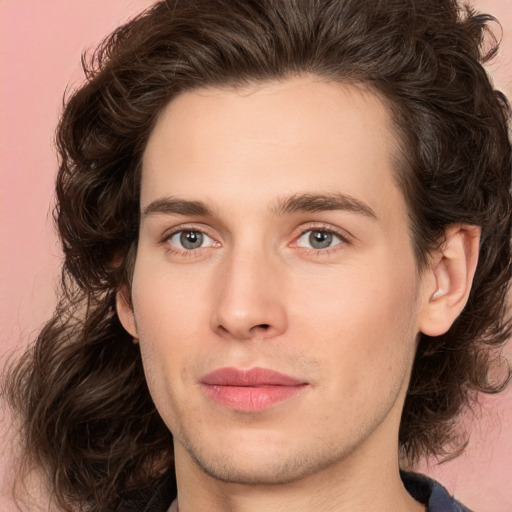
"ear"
116,287,139,340
418,224,480,337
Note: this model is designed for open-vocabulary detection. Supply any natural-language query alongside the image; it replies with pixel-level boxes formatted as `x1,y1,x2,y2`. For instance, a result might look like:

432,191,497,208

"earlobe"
116,288,139,340
419,224,480,337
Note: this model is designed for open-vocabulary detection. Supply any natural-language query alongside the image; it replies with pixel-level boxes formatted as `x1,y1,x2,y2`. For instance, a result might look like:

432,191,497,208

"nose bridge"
212,239,287,340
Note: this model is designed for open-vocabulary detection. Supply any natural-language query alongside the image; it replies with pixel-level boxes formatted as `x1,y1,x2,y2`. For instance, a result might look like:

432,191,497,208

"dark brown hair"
5,0,512,510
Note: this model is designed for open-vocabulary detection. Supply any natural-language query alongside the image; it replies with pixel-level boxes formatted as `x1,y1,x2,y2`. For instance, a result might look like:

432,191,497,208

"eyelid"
161,223,216,240
162,224,221,252
292,223,351,242
289,223,352,252
168,230,216,249
159,222,351,255
296,230,342,248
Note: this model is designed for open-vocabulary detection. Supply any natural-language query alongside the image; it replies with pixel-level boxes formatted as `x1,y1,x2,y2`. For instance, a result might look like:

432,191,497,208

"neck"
172,439,425,512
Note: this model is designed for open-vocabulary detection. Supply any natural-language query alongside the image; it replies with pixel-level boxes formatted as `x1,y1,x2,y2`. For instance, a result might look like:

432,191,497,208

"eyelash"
162,224,350,257
291,224,349,256
163,225,218,257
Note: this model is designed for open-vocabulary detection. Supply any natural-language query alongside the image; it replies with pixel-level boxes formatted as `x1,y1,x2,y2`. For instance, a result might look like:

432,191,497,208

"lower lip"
200,384,308,412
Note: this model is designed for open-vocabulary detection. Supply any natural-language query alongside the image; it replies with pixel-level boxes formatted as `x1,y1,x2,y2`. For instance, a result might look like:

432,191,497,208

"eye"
167,230,217,250
296,229,344,250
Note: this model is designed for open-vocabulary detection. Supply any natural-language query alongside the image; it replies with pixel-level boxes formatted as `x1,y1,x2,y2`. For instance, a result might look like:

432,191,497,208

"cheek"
132,255,211,337
133,298,204,437
129,260,212,409
290,255,420,384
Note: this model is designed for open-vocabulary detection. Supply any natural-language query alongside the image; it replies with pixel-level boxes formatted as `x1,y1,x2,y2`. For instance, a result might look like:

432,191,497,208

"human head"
8,0,511,509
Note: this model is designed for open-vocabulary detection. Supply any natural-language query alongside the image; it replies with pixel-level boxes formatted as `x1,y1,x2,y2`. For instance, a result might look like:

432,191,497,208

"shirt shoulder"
401,471,473,512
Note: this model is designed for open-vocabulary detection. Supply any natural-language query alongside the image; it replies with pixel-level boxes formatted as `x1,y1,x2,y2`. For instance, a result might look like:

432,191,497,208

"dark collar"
401,471,473,512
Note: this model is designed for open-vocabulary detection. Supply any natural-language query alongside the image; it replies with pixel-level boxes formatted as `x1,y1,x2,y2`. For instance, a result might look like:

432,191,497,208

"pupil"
309,231,332,249
181,231,203,249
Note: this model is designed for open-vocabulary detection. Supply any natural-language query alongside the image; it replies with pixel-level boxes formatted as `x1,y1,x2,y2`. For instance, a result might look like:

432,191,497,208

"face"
119,77,435,485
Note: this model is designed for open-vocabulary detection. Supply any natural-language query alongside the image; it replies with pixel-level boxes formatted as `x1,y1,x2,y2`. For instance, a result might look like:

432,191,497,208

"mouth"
199,367,309,412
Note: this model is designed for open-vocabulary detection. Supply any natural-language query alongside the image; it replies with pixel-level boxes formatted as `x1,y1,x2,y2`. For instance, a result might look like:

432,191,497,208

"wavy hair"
5,0,512,510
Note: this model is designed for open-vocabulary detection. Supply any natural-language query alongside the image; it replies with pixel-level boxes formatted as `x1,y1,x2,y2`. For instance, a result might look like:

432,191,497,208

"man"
5,0,511,511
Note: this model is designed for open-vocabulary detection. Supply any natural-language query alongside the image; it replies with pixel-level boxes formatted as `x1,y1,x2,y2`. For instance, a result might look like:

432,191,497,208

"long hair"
5,0,512,510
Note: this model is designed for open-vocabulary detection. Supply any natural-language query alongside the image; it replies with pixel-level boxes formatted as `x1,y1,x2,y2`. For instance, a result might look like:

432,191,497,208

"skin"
117,76,479,512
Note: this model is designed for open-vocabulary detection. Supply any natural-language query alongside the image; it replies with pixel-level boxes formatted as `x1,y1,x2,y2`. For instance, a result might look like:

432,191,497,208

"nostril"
256,324,270,330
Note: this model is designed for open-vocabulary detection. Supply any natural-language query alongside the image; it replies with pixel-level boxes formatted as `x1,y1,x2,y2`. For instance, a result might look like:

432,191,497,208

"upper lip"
200,367,306,386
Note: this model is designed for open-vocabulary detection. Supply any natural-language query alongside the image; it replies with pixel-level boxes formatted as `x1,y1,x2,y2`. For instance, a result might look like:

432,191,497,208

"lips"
199,367,309,412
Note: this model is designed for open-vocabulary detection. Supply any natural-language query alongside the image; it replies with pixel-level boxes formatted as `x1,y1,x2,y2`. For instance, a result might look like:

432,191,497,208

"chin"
190,451,325,485
179,429,352,486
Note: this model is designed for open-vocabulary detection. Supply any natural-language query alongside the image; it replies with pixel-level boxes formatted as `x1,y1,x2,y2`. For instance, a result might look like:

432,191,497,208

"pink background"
1,1,511,510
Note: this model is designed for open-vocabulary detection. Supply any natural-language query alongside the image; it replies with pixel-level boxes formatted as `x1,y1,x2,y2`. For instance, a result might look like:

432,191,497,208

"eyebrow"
142,192,377,220
271,193,377,219
142,197,215,218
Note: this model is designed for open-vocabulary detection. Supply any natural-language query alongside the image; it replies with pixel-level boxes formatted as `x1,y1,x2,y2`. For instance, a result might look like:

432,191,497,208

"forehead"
141,76,405,221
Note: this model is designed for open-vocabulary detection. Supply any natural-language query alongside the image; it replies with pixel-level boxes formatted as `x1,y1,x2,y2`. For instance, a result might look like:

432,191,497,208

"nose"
211,248,288,341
